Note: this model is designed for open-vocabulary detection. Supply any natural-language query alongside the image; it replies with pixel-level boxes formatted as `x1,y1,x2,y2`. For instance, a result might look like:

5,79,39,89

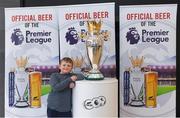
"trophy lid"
16,56,28,68
87,20,102,34
129,56,144,68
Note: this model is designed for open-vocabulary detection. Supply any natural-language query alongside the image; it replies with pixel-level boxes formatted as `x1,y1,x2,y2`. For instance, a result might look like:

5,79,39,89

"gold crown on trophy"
16,56,28,68
71,57,84,68
87,20,102,34
129,56,144,68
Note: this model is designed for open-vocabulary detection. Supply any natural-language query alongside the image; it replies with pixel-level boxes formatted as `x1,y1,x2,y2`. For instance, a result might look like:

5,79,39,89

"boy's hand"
71,75,77,81
69,82,75,88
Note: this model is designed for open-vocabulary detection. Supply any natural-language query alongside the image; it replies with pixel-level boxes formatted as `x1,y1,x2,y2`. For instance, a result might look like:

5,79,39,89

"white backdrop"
120,4,177,117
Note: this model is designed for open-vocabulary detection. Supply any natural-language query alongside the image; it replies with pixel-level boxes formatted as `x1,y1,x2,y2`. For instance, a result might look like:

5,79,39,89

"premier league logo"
65,27,79,45
11,28,24,45
126,27,140,45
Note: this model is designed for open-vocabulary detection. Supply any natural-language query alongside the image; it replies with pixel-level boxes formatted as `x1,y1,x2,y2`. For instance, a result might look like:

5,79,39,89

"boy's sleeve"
49,73,72,92
76,73,85,81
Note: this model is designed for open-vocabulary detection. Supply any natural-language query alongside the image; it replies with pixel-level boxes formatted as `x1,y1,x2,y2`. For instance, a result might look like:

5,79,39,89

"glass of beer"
29,71,42,108
144,71,158,108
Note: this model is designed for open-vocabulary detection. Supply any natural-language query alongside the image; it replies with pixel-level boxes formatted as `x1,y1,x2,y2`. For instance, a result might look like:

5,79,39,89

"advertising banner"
5,7,59,117
58,3,116,78
58,3,117,117
120,4,177,117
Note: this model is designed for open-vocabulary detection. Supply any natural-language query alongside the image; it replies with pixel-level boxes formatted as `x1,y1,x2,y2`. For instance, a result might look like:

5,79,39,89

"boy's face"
59,61,73,74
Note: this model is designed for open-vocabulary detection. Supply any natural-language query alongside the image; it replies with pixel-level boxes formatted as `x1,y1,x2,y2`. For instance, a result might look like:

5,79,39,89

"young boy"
47,57,84,117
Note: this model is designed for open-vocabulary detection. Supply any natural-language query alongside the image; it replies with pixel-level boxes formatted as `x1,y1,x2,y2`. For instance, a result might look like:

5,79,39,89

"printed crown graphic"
87,20,102,34
71,57,84,68
129,56,144,68
129,27,136,31
14,28,21,32
16,56,28,68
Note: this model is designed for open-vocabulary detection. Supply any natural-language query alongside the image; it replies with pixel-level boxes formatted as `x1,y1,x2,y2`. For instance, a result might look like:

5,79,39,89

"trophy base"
85,73,104,80
14,100,29,108
129,100,144,107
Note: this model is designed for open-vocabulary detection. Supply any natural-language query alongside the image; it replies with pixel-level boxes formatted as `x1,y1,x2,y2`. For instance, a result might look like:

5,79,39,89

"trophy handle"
138,84,144,99
15,84,21,99
130,84,137,99
98,55,109,70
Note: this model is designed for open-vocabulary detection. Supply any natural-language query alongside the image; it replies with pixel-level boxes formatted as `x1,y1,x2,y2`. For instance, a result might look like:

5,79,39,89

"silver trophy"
129,56,145,107
85,20,104,80
14,56,29,107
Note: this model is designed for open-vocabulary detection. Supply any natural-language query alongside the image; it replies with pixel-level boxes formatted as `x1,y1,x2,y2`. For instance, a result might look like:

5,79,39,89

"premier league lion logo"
11,28,24,45
65,27,79,45
126,27,140,45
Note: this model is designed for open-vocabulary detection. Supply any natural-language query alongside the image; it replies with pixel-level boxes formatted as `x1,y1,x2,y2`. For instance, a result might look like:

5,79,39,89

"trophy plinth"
14,100,29,108
86,73,104,80
86,64,104,80
129,100,144,107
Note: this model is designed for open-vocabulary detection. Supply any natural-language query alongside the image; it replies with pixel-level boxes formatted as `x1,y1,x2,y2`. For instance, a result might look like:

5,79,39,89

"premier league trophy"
14,56,29,107
129,56,145,106
85,20,104,80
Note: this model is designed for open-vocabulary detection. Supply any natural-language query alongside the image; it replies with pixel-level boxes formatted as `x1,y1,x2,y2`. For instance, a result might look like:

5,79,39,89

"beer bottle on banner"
29,71,42,108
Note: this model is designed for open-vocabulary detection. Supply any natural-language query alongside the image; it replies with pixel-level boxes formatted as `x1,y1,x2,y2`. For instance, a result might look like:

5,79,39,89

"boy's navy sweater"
47,72,84,112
